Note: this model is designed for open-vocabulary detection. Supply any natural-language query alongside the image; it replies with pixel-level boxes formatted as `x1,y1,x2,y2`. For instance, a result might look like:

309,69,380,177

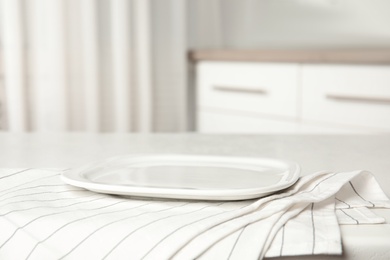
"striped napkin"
0,168,389,260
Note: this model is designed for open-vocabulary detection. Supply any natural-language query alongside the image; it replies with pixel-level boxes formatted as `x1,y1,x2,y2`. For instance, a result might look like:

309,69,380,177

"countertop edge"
189,49,390,64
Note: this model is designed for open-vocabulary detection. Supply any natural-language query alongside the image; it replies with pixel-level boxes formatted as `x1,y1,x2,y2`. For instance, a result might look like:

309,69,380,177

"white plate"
61,154,300,201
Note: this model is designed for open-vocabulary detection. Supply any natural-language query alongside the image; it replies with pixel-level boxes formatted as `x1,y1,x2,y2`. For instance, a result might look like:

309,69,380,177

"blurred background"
1,0,390,133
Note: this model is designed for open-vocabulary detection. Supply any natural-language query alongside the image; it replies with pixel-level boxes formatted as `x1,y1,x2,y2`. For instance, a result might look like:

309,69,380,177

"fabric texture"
0,168,389,260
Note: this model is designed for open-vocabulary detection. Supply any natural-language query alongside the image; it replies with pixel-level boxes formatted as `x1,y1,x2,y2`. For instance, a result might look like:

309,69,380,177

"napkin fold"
0,168,389,260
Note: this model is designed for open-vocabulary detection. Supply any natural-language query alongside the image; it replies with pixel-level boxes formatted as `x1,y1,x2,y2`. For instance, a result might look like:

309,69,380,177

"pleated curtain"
0,0,188,132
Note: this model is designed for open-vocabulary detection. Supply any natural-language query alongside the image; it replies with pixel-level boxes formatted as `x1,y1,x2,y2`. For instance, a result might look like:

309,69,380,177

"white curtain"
0,0,188,132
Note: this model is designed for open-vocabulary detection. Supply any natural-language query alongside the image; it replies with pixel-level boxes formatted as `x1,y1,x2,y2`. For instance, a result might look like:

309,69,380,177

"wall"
188,0,390,49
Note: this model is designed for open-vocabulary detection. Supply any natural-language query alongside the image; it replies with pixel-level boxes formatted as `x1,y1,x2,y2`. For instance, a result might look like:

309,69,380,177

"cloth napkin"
0,168,389,260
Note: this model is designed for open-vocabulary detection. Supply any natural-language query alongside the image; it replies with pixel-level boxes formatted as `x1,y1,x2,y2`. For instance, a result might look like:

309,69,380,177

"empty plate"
61,154,300,200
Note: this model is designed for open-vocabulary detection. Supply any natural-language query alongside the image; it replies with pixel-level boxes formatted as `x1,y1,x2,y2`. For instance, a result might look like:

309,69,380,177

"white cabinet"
196,61,390,133
301,65,390,130
197,62,299,118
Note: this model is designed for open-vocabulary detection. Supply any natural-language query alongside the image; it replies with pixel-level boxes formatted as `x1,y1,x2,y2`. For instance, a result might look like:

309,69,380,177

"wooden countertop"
189,49,390,64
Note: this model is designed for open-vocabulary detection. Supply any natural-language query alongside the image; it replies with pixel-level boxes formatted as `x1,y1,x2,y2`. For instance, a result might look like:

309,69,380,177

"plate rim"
61,154,300,200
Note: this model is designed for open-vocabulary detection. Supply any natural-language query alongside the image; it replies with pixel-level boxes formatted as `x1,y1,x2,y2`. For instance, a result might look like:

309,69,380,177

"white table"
1,133,390,259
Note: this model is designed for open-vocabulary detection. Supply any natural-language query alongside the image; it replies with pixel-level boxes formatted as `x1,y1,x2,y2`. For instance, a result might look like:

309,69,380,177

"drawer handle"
326,93,390,104
213,85,267,95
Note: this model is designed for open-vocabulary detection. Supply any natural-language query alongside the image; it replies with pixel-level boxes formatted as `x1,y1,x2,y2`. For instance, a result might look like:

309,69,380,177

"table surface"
1,132,390,259
1,133,389,193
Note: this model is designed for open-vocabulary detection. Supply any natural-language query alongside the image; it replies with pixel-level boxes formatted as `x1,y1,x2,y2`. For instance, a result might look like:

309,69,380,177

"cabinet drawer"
301,65,390,130
197,61,299,118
